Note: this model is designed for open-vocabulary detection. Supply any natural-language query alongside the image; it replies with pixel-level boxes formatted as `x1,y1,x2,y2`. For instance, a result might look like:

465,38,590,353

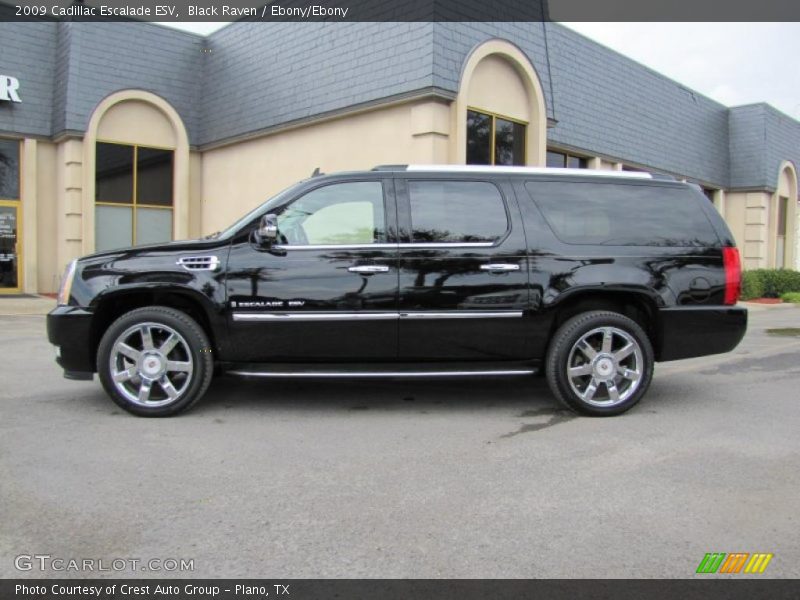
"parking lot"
1,303,799,578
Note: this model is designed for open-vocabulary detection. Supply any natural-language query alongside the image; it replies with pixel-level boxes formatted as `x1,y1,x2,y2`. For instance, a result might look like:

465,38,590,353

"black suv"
48,165,747,417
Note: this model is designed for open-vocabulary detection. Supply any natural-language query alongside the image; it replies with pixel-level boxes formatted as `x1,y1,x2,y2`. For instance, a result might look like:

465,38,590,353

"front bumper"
655,306,747,361
47,306,95,378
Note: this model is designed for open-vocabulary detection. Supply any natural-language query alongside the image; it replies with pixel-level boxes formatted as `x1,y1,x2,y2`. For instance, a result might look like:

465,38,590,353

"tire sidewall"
546,311,654,416
97,307,213,417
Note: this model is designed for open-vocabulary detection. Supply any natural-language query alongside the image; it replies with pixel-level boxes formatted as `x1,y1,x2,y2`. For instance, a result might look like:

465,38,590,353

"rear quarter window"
525,181,719,247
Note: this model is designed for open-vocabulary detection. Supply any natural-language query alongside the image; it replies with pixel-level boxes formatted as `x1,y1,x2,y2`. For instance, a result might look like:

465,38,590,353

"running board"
225,362,538,379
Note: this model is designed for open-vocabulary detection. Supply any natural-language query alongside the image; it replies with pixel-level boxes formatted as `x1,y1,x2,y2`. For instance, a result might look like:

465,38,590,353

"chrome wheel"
566,326,644,407
109,322,194,407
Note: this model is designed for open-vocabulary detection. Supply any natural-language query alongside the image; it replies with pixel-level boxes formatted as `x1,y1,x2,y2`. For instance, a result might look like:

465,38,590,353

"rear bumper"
655,306,747,361
47,306,95,377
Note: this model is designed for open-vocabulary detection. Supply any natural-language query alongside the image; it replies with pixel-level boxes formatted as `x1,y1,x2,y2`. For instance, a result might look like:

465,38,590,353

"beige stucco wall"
466,54,531,123
35,141,59,292
201,100,447,235
725,191,772,269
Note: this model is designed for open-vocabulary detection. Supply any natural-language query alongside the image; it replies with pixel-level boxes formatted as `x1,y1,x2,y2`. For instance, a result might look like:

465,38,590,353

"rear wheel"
546,311,653,416
97,306,213,417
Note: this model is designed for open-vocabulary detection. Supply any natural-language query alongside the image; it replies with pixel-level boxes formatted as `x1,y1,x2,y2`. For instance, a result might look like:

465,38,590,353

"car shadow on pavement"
192,374,554,416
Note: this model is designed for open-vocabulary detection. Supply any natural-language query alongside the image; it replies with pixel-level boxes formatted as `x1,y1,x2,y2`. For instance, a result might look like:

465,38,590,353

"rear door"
395,176,530,360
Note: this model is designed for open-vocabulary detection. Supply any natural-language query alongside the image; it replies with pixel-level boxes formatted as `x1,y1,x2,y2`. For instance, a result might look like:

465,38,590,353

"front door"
395,177,530,360
225,178,399,362
0,202,21,293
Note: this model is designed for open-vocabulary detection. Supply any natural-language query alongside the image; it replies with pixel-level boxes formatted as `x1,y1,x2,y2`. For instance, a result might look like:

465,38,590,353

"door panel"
225,179,399,362
396,178,530,359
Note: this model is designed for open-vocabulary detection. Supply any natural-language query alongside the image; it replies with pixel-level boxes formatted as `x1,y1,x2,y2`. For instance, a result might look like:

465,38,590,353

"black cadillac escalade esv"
48,165,747,417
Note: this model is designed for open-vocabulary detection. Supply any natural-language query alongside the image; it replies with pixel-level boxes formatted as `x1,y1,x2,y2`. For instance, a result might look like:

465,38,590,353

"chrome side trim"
400,242,494,248
232,311,523,322
228,369,536,378
232,312,397,322
272,242,495,250
274,243,398,251
400,311,522,319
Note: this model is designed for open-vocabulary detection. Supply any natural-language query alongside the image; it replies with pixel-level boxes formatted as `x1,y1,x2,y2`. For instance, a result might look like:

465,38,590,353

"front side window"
276,181,385,246
408,180,508,244
95,142,174,251
467,109,526,166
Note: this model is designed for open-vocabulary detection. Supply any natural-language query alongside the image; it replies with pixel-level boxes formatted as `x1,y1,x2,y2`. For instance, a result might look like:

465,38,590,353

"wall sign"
0,76,21,103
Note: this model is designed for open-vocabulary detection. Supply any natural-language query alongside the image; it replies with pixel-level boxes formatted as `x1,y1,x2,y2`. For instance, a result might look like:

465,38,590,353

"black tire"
545,311,654,416
97,306,214,417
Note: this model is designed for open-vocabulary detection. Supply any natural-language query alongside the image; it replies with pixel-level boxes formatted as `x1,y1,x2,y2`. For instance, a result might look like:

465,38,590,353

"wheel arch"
546,288,660,348
89,287,224,367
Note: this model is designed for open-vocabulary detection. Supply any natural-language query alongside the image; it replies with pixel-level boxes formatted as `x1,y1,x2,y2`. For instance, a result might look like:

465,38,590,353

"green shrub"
740,270,765,300
781,292,800,304
741,269,800,299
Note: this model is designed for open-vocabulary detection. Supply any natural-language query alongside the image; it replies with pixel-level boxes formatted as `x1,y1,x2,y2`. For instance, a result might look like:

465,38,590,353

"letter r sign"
0,76,21,103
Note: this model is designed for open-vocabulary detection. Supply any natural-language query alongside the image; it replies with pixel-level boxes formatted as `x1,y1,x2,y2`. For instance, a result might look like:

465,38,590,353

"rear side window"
408,180,508,243
525,181,719,247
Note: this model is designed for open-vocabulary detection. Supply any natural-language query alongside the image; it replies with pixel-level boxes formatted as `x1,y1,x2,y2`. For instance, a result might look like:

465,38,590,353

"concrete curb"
0,296,54,316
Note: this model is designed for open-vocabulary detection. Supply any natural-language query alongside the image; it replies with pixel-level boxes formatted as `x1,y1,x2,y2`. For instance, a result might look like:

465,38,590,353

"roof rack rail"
371,164,409,171
371,164,676,181
405,165,654,179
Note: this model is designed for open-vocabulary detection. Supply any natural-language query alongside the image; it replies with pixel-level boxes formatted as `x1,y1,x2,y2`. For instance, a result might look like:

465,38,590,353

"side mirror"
256,214,279,245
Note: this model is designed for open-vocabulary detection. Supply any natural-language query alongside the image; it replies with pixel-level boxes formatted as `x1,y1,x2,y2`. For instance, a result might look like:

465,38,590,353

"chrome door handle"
480,263,521,274
348,265,390,274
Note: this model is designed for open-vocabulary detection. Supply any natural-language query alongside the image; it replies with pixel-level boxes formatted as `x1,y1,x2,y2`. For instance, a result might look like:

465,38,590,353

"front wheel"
97,306,214,417
545,311,654,416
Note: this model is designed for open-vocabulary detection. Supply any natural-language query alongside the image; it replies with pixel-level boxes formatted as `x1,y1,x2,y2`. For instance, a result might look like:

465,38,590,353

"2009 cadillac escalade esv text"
47,165,747,417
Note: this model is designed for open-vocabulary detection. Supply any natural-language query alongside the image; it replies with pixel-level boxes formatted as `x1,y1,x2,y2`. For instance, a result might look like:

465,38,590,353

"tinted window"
494,118,525,166
408,181,508,243
0,138,20,200
466,111,491,165
525,181,719,247
137,148,174,206
96,142,134,203
277,181,385,245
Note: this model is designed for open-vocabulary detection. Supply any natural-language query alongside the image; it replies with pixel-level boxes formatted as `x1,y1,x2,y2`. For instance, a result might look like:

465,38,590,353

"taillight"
722,246,741,305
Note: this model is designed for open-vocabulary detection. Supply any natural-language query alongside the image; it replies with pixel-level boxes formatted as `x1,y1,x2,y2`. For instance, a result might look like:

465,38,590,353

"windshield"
214,181,306,239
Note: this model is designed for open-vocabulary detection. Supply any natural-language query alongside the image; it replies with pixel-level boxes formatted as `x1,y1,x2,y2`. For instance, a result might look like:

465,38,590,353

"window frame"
466,108,527,166
270,178,395,250
399,177,513,248
0,138,22,294
546,149,589,169
94,140,175,249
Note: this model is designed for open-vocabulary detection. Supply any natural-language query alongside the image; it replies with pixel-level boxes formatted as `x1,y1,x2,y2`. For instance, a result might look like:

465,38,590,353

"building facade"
0,21,798,294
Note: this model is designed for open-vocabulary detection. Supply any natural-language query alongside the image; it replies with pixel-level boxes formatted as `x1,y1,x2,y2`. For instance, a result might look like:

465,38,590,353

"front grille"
176,256,220,271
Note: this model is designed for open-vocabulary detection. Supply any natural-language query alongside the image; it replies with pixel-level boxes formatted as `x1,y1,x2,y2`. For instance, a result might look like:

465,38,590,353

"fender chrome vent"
177,256,220,271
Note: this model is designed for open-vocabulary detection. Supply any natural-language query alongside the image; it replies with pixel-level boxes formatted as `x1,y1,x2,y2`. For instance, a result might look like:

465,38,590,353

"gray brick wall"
545,23,730,187
765,105,800,193
730,104,800,192
200,22,435,146
0,22,57,138
58,23,204,142
728,104,766,189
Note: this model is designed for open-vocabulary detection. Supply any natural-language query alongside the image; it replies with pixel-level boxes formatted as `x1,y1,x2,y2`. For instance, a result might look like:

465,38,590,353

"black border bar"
3,579,800,600
2,0,800,22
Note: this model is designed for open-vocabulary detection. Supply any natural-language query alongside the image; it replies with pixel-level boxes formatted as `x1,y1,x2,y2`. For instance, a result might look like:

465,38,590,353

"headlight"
57,259,77,306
